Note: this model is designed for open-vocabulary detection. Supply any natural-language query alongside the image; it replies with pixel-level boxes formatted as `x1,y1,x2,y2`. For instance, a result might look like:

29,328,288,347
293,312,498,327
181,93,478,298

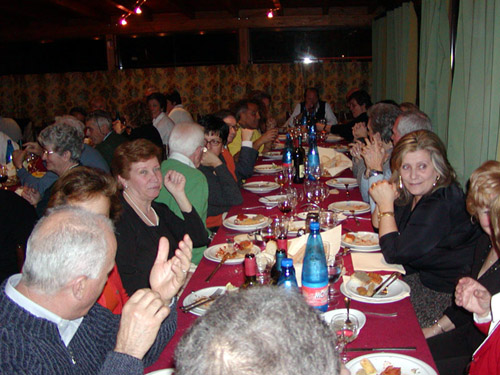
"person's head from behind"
231,99,260,130
347,90,372,118
214,109,237,144
199,115,229,157
147,93,167,120
390,130,455,204
69,107,87,123
21,207,115,318
48,166,121,221
391,110,432,144
122,100,152,129
466,161,500,236
399,102,419,112
167,90,182,113
366,103,402,143
85,110,113,146
111,139,163,201
38,122,83,176
175,286,341,375
168,122,205,168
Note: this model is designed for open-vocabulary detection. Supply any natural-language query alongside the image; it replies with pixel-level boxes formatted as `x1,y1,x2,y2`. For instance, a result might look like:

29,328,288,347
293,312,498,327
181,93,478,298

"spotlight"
135,6,142,14
267,9,274,18
303,57,312,64
120,18,128,26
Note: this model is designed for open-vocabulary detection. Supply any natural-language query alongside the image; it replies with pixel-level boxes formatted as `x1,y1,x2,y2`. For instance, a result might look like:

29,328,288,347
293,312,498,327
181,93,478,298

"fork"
350,210,360,226
243,205,274,210
181,288,224,312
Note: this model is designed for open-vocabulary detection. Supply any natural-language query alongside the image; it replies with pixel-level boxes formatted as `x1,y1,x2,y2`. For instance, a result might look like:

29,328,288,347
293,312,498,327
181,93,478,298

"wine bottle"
241,253,258,289
292,135,305,184
282,133,293,169
271,248,286,284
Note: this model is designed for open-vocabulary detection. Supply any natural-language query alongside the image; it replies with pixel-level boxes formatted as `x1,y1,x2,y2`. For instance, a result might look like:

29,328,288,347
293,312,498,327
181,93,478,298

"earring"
124,184,128,190
399,175,403,189
433,175,440,187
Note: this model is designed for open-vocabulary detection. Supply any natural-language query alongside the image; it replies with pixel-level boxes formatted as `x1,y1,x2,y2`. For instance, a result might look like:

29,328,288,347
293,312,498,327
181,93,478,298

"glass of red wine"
278,194,295,217
327,253,343,305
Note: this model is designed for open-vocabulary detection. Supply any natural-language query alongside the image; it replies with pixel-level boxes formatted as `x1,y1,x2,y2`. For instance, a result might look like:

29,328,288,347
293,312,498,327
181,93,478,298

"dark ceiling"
0,0,413,42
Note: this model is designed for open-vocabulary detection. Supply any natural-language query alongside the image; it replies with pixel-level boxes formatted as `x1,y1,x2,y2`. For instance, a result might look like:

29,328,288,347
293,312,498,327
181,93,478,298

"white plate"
296,211,347,222
325,134,343,143
242,181,280,194
223,214,272,232
277,134,287,141
259,194,286,206
341,232,380,251
254,164,282,174
346,353,437,375
147,369,175,375
328,201,370,215
341,275,411,304
262,151,282,160
322,308,366,332
182,286,226,316
288,220,306,235
329,144,350,152
272,143,285,150
325,177,359,189
204,243,260,264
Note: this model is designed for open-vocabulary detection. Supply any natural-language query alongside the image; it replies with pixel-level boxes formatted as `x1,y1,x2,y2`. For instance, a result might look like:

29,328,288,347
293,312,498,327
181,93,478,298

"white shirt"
153,112,175,146
5,274,83,346
169,151,195,168
285,102,338,126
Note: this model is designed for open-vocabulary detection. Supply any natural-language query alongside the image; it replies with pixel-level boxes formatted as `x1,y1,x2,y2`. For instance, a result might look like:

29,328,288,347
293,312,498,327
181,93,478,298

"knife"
205,252,230,282
347,347,416,352
370,272,400,297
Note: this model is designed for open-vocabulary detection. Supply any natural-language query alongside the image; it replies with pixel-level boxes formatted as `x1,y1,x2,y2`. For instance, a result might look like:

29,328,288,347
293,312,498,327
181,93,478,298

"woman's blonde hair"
490,194,500,249
466,160,500,217
390,130,456,205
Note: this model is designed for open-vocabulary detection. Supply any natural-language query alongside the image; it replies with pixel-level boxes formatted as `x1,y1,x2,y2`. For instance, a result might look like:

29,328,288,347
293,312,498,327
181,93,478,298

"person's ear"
71,276,88,301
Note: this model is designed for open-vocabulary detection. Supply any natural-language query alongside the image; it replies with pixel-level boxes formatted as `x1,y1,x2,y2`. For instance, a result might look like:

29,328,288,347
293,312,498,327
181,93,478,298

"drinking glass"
331,315,359,363
275,170,288,191
260,223,278,244
320,210,338,230
278,194,295,217
0,165,7,184
272,216,290,238
327,253,343,305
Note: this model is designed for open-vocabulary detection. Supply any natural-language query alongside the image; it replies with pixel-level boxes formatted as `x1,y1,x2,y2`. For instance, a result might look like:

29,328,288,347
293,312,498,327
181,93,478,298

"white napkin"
351,252,406,274
318,147,352,177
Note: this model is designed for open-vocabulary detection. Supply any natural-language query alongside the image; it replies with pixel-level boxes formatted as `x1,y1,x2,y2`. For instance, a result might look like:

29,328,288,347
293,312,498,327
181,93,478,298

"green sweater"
156,158,209,264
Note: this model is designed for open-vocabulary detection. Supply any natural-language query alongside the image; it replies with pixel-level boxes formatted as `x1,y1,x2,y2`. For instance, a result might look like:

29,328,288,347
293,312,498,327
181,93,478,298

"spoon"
344,297,352,324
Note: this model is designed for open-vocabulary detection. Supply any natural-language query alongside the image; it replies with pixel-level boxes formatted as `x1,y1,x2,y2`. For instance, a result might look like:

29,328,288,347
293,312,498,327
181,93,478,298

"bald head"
168,122,205,166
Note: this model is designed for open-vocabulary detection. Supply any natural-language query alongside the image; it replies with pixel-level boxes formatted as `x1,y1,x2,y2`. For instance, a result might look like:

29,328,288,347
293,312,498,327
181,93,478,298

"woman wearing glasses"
198,115,243,231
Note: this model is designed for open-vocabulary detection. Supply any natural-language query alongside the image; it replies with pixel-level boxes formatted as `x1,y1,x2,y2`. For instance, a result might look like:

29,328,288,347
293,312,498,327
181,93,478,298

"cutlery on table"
370,272,400,297
205,252,230,282
346,346,416,352
243,206,274,210
180,288,224,312
344,183,350,198
364,311,398,317
350,210,360,226
344,297,352,324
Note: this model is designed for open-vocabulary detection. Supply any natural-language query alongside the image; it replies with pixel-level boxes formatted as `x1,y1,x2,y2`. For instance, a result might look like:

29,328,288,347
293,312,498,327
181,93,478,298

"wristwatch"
368,169,383,178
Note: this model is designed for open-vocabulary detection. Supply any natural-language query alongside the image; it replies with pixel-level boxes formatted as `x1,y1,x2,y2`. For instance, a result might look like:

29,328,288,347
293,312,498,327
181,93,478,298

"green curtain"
419,0,451,145
447,0,500,185
371,2,418,103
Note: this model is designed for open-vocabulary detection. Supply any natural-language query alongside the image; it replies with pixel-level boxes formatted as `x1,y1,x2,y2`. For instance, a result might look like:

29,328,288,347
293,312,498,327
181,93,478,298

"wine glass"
0,165,8,185
278,194,295,217
260,223,279,244
331,315,359,363
327,253,343,305
275,170,288,191
320,210,338,230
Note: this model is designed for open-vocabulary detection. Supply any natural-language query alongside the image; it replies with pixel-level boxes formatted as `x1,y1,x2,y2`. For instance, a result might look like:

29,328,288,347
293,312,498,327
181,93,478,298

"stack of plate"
182,286,226,316
328,200,370,215
325,177,359,189
259,194,286,206
254,164,282,174
341,231,381,252
242,181,280,193
340,275,410,304
223,214,271,232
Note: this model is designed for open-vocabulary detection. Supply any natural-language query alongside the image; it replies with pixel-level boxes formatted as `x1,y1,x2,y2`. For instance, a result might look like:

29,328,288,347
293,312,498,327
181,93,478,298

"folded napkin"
318,147,352,177
351,252,406,274
287,225,342,287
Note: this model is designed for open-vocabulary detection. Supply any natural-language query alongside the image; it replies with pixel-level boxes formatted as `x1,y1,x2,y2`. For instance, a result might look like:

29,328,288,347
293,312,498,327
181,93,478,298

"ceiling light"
303,57,313,64
135,6,142,14
267,9,274,18
120,18,128,26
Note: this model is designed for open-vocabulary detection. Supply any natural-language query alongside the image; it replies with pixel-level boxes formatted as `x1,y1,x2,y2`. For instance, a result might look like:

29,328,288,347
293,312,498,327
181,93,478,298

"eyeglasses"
205,139,222,147
42,149,56,156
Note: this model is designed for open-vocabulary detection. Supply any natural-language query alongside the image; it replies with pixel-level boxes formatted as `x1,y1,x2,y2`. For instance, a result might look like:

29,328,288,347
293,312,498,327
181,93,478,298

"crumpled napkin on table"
351,252,406,274
318,147,352,177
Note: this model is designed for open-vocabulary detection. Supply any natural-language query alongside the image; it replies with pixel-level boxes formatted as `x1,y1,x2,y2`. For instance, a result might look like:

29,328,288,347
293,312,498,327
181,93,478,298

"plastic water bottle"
277,258,299,292
302,221,328,311
282,134,293,169
5,140,14,164
307,131,320,181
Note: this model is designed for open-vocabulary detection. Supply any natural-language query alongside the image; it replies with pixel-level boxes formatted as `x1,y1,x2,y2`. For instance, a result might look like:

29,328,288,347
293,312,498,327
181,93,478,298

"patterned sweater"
0,282,176,374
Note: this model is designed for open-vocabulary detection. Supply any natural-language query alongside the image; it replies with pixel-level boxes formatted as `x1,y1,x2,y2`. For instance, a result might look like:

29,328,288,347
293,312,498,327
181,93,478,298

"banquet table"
145,155,439,374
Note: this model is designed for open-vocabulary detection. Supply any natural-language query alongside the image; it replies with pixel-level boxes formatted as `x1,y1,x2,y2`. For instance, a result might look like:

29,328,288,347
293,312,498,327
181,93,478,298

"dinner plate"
322,308,366,332
328,201,370,215
272,143,285,150
325,134,343,143
329,144,350,153
341,232,380,251
340,275,410,304
346,353,437,375
259,194,286,206
204,243,260,264
262,151,282,160
242,181,280,194
223,214,271,232
254,164,281,174
182,286,226,316
277,134,287,141
147,369,175,375
288,220,306,236
325,177,359,189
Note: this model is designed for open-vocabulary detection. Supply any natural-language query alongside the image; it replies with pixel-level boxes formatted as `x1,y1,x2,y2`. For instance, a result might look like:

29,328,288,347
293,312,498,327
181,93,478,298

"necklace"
123,190,158,227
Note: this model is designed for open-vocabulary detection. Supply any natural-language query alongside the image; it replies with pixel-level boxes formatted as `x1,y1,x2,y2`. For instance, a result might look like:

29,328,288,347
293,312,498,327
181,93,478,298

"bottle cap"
281,258,293,267
309,221,320,231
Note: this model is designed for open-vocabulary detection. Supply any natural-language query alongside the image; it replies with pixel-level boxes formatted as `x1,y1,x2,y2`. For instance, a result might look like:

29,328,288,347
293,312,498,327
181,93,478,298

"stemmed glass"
331,315,359,363
275,170,288,192
320,210,338,230
327,253,343,306
278,194,295,217
0,165,8,184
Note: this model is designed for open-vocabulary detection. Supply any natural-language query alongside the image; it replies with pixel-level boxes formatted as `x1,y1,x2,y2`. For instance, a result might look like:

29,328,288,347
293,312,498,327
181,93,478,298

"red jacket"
470,300,500,374
97,265,128,314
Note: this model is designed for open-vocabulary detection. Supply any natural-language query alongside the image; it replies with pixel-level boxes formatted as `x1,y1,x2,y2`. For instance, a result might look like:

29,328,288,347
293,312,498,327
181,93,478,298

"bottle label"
283,162,292,168
277,239,287,252
302,283,328,307
298,165,305,178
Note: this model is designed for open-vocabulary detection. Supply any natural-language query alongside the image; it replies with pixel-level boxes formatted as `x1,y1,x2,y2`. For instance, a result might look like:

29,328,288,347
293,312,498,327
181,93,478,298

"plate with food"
277,134,287,141
342,232,380,251
288,220,306,236
254,163,282,174
326,177,359,189
242,181,280,194
259,194,286,206
322,308,366,332
262,151,282,160
325,134,344,143
328,201,370,215
328,143,350,153
182,286,227,316
341,271,410,304
346,353,437,375
204,241,260,264
223,214,271,232
272,143,285,150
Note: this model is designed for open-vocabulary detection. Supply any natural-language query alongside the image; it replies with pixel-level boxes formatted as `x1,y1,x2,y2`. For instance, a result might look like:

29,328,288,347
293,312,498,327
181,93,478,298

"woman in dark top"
369,130,480,327
424,160,500,375
122,100,164,150
111,139,209,295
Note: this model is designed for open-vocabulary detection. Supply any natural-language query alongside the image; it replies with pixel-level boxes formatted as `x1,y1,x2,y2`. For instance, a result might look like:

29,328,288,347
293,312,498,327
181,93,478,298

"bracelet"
377,211,394,221
434,319,445,333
